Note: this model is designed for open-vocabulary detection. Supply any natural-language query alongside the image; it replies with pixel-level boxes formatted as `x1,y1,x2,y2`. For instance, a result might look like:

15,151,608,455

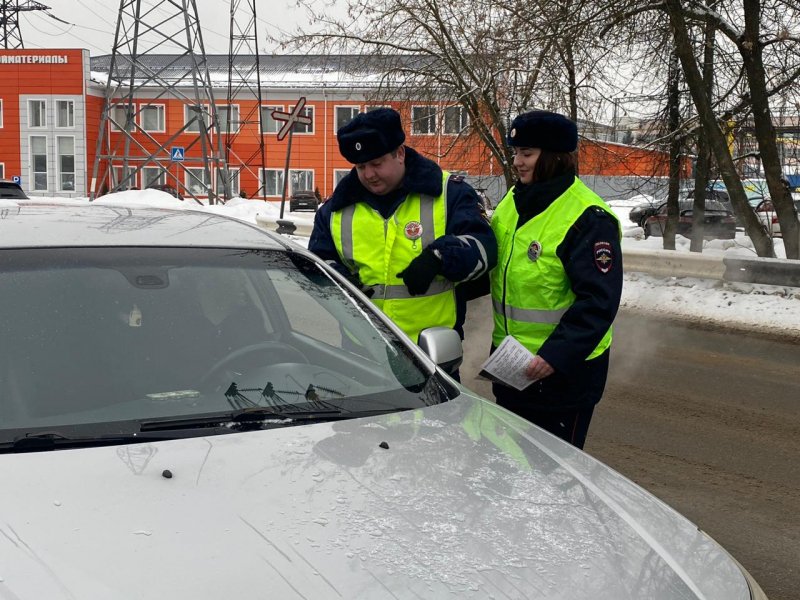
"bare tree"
285,0,541,186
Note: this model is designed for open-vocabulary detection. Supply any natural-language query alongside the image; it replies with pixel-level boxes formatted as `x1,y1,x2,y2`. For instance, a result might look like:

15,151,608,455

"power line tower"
0,0,49,49
90,0,229,204
225,0,267,201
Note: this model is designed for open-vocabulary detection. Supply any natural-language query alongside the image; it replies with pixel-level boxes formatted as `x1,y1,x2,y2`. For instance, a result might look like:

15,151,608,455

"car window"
0,248,451,442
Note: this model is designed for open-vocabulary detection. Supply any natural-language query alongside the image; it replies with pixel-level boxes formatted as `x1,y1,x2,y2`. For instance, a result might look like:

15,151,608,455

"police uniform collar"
327,146,443,212
513,169,576,220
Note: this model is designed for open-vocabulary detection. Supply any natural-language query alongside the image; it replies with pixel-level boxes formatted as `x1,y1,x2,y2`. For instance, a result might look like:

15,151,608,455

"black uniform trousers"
492,349,610,450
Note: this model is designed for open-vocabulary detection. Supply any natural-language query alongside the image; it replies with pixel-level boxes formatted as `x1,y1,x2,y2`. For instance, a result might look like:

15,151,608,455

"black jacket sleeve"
308,202,352,278
428,178,498,283
536,206,623,374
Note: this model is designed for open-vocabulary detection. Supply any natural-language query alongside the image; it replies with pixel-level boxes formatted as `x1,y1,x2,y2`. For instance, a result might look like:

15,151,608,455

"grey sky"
17,0,337,56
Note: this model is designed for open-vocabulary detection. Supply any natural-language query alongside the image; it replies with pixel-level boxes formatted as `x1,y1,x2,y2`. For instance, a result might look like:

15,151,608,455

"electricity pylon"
90,0,229,204
1,0,49,49
225,0,267,200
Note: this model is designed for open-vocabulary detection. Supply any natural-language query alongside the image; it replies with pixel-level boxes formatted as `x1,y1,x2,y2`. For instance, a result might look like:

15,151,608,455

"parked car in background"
289,189,321,211
146,183,184,200
628,194,664,227
0,180,28,200
0,201,767,600
644,200,736,239
755,197,800,237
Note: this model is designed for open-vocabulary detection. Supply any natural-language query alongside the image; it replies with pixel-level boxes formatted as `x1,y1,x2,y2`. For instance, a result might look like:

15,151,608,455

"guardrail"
723,256,800,286
254,214,313,237
624,248,725,279
624,248,800,287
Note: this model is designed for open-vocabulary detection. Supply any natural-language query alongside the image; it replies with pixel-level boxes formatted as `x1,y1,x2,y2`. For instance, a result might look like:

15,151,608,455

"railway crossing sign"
272,97,312,141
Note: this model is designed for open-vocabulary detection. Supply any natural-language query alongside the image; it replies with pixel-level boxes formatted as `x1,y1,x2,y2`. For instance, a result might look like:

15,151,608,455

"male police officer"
309,107,496,345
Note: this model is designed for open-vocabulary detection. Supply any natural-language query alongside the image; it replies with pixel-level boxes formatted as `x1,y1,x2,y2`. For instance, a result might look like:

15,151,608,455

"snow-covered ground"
20,190,800,337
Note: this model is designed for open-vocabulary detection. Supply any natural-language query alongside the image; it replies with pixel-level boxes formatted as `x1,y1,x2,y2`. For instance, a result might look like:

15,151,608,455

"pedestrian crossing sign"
170,147,185,162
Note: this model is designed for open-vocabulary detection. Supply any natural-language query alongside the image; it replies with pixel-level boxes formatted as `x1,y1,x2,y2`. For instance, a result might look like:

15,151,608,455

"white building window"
0,99,4,128
261,169,284,197
335,106,360,131
57,136,75,191
411,106,436,135
30,136,48,191
185,168,211,196
217,168,240,198
29,100,47,128
140,105,165,132
56,100,75,128
110,104,133,132
260,105,283,134
113,165,136,189
143,167,165,188
333,169,350,188
292,106,314,134
0,164,4,179
443,105,468,134
185,105,209,133
290,169,313,195
216,105,239,134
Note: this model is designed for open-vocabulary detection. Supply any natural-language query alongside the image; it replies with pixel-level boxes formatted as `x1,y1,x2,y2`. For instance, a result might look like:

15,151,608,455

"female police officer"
488,110,623,449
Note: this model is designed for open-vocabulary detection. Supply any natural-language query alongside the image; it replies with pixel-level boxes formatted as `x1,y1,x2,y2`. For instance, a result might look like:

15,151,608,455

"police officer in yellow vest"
489,110,622,449
309,108,497,358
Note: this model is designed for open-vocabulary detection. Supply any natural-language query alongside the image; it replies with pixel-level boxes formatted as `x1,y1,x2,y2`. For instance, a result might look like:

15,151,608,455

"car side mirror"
418,327,463,375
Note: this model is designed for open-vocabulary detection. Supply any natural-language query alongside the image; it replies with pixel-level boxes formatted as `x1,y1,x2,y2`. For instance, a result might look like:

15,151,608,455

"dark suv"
0,180,28,200
289,190,320,212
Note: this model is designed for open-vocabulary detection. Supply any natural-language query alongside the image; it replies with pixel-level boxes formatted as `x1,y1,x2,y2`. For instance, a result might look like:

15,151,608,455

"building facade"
0,49,102,195
1,49,677,203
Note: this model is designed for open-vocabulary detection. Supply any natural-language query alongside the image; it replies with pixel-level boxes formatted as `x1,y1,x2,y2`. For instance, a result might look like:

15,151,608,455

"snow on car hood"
0,396,748,600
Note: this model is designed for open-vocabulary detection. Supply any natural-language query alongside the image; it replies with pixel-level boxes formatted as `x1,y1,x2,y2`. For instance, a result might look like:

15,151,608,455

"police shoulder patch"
592,206,608,217
593,241,613,274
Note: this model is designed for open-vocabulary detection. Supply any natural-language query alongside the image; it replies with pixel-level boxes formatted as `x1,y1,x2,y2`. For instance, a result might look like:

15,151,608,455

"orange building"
0,49,104,195
1,49,679,202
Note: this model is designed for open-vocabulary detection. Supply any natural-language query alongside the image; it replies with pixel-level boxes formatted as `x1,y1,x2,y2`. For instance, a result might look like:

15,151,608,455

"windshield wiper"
223,381,343,413
139,405,348,432
0,430,191,453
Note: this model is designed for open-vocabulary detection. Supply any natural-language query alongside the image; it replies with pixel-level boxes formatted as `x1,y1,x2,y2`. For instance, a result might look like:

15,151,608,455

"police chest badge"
594,241,613,273
527,240,542,262
404,221,423,249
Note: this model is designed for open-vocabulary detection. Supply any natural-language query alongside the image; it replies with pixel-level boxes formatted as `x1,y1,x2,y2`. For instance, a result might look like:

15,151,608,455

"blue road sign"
12,176,21,184
170,147,185,162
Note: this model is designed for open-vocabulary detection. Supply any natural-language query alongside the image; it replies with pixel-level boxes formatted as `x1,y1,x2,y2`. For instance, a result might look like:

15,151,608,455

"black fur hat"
337,108,406,164
507,110,578,152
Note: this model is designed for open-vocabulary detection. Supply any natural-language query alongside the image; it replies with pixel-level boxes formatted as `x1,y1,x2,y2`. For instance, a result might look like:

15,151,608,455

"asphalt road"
461,297,800,600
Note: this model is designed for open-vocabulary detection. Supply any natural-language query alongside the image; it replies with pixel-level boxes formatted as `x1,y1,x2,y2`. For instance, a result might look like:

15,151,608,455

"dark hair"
532,150,577,183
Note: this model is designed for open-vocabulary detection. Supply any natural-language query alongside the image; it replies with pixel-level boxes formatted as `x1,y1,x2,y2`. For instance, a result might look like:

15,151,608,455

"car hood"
0,395,748,600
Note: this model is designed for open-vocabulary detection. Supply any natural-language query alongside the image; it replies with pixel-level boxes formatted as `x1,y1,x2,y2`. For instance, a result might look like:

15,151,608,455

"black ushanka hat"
507,110,578,152
337,107,406,164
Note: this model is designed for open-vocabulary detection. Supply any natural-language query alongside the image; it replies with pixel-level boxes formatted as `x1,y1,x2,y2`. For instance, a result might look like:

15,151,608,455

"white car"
755,197,800,237
0,202,767,599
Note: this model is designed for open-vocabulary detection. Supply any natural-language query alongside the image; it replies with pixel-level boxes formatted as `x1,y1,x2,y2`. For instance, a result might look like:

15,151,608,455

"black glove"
397,249,442,296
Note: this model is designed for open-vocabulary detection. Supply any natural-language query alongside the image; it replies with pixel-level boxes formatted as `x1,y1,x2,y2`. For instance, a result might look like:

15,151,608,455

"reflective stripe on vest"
490,178,619,359
330,172,457,342
491,299,568,324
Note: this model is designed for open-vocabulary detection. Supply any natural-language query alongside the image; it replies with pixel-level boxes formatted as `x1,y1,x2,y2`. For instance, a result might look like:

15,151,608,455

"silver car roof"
0,201,288,251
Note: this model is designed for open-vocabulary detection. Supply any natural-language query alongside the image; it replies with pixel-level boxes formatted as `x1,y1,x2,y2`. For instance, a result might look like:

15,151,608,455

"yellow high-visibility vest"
490,178,619,358
331,172,456,343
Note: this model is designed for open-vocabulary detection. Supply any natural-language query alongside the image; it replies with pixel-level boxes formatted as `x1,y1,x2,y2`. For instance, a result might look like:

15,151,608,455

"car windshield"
0,247,454,447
